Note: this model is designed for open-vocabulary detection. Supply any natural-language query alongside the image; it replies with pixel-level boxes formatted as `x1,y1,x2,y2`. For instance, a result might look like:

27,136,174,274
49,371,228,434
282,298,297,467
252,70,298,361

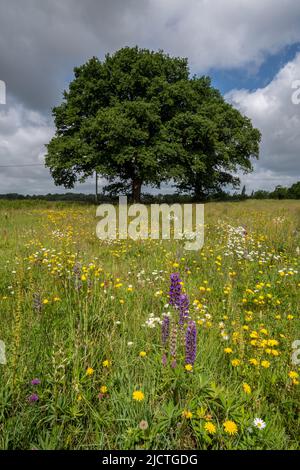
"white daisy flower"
253,418,266,430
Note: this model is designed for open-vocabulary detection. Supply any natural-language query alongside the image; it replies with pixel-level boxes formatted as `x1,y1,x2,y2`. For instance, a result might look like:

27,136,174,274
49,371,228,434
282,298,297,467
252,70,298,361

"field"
0,199,299,450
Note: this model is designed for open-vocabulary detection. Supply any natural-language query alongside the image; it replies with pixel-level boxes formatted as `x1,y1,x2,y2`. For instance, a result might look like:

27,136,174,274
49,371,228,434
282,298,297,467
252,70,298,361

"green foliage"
45,47,261,201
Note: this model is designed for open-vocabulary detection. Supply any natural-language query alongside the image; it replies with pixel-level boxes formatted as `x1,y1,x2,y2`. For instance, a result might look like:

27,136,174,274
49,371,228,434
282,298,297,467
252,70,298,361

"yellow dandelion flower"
223,420,238,435
224,348,233,354
86,367,94,376
249,358,259,366
132,390,144,401
185,364,193,372
204,422,216,434
139,351,147,357
288,371,299,379
102,360,111,368
100,385,107,394
261,360,270,368
231,359,241,367
242,383,251,394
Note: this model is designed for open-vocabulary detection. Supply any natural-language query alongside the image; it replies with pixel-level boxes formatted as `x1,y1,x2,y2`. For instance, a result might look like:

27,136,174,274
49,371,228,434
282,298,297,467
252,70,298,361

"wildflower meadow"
0,199,299,450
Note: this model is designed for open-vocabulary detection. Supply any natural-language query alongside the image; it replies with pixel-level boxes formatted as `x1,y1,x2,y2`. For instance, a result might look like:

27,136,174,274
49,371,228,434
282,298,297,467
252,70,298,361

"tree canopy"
45,46,261,201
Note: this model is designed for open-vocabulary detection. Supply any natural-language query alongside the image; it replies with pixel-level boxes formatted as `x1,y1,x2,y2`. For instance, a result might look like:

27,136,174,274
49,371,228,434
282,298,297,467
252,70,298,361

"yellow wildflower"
223,420,238,435
204,422,216,434
242,383,251,394
288,371,299,379
132,390,145,401
224,348,233,354
86,367,94,376
231,359,241,367
182,410,193,419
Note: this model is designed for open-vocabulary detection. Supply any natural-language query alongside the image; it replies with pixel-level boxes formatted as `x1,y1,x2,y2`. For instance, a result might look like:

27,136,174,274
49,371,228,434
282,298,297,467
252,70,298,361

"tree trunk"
194,179,206,202
132,178,142,203
95,171,98,203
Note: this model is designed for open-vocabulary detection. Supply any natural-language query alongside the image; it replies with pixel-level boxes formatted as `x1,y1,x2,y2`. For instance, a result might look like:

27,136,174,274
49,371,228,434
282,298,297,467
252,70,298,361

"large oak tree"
45,46,261,201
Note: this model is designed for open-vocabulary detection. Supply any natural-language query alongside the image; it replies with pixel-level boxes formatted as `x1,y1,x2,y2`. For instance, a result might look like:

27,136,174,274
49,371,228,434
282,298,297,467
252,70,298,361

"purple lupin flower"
161,315,170,347
185,321,197,367
178,294,189,327
169,273,182,308
162,353,167,367
28,393,39,403
31,378,41,386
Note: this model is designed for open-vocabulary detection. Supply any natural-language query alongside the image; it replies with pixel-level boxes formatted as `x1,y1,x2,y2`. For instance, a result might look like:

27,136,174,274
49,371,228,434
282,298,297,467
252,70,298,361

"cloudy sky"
0,0,300,195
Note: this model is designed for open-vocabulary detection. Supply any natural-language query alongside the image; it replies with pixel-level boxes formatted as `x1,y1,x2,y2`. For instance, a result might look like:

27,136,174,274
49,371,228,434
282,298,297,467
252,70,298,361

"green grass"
0,199,299,449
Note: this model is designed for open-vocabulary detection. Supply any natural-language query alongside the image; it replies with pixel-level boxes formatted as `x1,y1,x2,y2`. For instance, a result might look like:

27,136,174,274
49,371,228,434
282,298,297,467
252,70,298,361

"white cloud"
226,53,300,191
0,102,104,194
1,1,300,110
143,0,300,71
1,1,300,193
0,103,54,193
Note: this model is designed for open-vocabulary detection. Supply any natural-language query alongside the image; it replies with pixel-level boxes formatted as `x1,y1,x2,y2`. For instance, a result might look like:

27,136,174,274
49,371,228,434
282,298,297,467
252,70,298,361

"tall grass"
0,200,299,449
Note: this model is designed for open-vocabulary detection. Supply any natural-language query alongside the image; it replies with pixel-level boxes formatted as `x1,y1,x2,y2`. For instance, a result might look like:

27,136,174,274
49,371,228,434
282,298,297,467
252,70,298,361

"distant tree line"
0,181,299,203
206,181,300,201
250,182,300,200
